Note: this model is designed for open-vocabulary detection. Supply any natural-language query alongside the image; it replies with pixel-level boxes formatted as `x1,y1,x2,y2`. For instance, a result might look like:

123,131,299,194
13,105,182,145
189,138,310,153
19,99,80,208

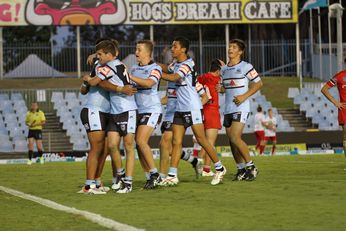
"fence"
2,39,320,78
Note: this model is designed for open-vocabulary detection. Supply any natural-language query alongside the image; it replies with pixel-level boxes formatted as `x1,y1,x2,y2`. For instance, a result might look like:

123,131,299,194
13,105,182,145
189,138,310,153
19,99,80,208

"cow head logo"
25,0,126,25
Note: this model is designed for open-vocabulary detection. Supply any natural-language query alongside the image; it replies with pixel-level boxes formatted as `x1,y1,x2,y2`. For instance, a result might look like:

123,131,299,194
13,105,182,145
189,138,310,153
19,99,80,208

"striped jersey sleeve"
177,63,192,78
326,76,337,87
149,68,162,83
244,63,260,82
96,65,115,80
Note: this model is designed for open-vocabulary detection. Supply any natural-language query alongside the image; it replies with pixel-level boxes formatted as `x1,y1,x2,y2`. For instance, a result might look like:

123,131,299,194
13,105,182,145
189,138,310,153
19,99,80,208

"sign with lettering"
0,0,298,26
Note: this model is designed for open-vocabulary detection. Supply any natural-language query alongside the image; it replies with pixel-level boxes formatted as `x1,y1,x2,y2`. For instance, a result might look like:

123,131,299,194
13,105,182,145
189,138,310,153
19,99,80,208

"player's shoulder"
182,58,195,67
239,61,254,71
334,69,346,79
150,62,162,72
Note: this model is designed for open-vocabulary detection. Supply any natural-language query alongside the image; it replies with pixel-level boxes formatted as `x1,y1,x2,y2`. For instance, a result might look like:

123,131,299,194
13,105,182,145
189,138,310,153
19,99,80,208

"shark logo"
25,0,126,25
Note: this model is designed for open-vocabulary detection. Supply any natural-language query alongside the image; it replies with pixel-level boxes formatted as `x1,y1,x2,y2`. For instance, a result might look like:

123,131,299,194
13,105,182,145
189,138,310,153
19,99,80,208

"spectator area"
289,87,340,131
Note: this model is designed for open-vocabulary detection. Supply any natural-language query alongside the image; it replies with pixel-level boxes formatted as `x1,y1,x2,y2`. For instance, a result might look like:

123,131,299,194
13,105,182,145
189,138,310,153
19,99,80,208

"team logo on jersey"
165,122,171,128
120,124,126,131
83,123,90,130
140,117,146,123
230,80,236,87
236,69,241,73
97,66,111,76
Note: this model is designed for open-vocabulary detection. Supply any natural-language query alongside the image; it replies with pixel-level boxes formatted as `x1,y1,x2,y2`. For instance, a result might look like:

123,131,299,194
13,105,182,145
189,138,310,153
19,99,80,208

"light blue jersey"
221,61,261,114
130,61,162,114
164,81,177,122
171,58,204,112
96,59,137,114
84,86,110,113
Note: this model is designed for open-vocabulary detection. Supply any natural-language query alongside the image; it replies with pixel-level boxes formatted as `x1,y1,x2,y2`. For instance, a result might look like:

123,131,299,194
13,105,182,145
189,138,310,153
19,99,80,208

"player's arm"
200,92,209,105
83,74,102,86
161,96,168,105
130,75,156,88
161,72,181,82
158,63,169,73
25,113,31,127
87,53,97,65
234,80,263,106
80,80,90,95
321,83,345,109
98,80,137,96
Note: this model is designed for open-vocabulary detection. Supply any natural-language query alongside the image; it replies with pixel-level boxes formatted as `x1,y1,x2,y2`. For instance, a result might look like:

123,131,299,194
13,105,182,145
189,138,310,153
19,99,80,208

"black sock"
28,150,33,160
38,150,43,158
191,158,198,167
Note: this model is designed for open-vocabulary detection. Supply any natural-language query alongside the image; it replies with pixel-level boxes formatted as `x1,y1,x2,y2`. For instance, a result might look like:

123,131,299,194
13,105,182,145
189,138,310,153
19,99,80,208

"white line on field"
0,185,144,231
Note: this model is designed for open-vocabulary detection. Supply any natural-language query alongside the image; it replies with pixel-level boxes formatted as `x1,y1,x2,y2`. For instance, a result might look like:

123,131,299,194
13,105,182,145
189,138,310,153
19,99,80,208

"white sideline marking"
0,185,144,231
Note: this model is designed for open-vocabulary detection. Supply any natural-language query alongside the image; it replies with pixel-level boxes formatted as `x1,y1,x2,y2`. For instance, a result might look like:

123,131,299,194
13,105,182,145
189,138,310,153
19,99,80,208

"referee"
25,102,46,165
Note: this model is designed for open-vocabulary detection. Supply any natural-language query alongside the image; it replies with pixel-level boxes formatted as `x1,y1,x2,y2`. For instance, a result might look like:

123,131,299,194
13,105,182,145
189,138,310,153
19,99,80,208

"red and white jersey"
326,70,346,102
254,112,265,131
197,72,220,110
263,116,277,137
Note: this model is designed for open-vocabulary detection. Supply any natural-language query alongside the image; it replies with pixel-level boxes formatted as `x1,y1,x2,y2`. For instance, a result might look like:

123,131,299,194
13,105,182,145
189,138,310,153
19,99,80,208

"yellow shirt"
25,110,46,130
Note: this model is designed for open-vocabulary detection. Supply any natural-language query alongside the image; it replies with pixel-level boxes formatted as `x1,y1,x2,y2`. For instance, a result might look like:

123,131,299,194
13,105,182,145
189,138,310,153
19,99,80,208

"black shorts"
107,110,137,137
28,130,42,140
138,113,162,128
223,112,249,128
160,121,173,134
80,108,109,133
173,110,203,129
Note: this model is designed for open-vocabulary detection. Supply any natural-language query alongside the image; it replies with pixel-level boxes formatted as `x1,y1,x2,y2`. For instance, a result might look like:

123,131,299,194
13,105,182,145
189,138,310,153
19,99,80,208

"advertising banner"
0,0,298,26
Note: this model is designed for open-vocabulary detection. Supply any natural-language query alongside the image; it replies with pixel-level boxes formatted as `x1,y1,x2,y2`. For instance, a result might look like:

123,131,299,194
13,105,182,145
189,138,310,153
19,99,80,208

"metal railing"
2,39,316,78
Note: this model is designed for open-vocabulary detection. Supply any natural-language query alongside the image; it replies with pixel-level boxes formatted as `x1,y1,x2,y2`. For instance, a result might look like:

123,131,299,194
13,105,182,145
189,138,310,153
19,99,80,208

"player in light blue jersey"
84,40,137,193
129,40,162,189
160,36,226,186
221,39,263,181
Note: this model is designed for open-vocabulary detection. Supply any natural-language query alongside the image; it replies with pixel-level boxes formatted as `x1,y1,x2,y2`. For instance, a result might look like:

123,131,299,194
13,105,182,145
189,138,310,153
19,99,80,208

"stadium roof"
5,54,67,78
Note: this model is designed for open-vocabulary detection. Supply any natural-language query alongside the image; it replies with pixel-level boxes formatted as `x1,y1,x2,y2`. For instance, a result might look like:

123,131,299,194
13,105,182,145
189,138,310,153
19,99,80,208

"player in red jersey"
197,59,225,176
321,57,346,159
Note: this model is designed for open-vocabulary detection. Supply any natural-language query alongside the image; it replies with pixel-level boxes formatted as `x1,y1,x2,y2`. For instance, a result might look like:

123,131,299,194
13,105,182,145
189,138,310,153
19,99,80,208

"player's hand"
87,53,97,65
121,85,137,96
335,101,346,110
82,75,90,82
233,95,246,106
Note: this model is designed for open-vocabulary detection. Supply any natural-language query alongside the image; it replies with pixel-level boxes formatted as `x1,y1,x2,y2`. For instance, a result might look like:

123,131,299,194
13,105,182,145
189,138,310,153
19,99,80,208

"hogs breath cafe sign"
129,0,298,24
0,0,297,26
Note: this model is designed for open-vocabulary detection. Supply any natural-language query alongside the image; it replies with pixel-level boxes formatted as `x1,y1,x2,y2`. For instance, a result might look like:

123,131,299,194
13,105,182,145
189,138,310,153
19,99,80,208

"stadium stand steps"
277,108,314,132
42,113,73,152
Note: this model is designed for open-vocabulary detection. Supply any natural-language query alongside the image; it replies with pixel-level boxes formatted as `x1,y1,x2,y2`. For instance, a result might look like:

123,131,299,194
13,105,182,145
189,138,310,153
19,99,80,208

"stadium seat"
13,140,27,152
73,139,88,151
51,92,64,102
11,93,24,101
288,88,299,99
0,140,14,152
0,94,10,101
65,92,77,101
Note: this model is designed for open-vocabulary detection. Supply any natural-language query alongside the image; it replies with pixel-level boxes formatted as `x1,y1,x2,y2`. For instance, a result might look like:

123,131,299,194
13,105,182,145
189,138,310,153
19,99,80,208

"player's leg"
228,121,258,181
259,131,266,156
161,124,185,186
191,123,226,185
261,137,268,156
201,128,218,176
107,131,124,191
343,124,346,159
255,131,261,150
159,129,172,179
94,137,110,192
136,124,160,189
80,131,106,193
35,138,44,164
117,133,135,193
271,137,277,155
27,136,34,165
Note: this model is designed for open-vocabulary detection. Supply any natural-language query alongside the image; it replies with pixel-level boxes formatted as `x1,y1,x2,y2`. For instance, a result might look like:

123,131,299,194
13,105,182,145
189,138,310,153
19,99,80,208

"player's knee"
230,136,241,145
172,138,183,146
124,140,134,150
108,145,118,154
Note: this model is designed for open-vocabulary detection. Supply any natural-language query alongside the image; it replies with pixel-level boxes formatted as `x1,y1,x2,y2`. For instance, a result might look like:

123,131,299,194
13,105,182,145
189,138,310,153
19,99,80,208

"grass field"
0,155,345,231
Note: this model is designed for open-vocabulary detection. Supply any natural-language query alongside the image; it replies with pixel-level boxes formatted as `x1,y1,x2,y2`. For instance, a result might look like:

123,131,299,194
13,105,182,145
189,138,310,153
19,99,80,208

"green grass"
261,77,321,108
0,155,345,231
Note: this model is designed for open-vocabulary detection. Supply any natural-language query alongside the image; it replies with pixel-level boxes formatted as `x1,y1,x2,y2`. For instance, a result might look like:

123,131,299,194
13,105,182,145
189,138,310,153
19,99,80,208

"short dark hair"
230,39,246,51
174,36,190,53
95,37,112,45
209,59,222,72
137,40,153,54
95,39,119,56
257,105,262,112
